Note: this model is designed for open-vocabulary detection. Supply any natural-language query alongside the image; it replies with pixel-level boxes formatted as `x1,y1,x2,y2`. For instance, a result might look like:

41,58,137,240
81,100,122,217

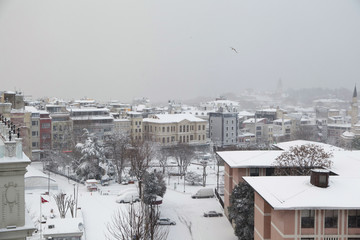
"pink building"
244,171,360,240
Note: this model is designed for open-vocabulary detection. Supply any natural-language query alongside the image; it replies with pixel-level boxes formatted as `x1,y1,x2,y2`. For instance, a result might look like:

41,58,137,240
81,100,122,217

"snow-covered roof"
143,114,206,124
218,140,360,177
67,107,109,112
238,111,254,117
217,151,283,168
273,118,291,123
244,176,360,210
42,217,84,237
243,118,266,124
274,140,343,152
25,106,39,113
327,123,351,128
70,116,113,121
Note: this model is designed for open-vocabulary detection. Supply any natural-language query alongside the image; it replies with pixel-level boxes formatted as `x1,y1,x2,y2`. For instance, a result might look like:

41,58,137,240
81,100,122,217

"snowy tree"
104,130,130,183
75,129,107,180
170,143,195,179
351,137,360,150
143,171,166,205
274,144,333,176
185,171,202,186
228,181,254,240
128,140,155,198
106,202,168,240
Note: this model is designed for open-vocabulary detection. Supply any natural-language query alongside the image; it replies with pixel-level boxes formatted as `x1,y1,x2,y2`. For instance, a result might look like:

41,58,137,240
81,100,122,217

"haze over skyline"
1,0,360,102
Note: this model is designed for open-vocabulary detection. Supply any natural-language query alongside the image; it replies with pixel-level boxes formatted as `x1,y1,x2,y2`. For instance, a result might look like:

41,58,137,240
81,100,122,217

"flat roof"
244,176,360,210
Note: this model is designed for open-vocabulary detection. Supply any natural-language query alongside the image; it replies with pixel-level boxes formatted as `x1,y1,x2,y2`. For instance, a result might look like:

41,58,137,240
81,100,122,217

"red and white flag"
41,196,48,203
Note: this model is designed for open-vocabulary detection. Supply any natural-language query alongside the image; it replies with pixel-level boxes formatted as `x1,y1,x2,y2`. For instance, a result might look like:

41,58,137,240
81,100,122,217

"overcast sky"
1,0,360,102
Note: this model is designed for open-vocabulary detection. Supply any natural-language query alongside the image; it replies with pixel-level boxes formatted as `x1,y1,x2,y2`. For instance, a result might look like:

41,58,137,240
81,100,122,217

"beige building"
143,114,207,145
113,118,131,135
128,112,143,141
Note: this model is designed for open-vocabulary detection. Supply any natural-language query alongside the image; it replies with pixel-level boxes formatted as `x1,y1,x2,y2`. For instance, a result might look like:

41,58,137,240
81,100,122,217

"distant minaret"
351,85,358,129
275,78,283,98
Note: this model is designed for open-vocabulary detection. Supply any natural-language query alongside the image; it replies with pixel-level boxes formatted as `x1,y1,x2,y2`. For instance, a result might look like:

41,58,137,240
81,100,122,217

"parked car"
157,218,176,225
116,192,140,203
191,188,214,199
149,195,163,205
203,211,223,217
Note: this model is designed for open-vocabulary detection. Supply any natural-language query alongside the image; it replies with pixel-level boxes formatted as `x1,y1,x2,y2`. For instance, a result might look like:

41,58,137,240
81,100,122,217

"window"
32,131,38,136
187,125,189,132
32,121,38,126
53,126,57,131
348,210,360,228
203,125,205,130
162,127,165,132
180,126,182,132
41,123,50,129
266,168,275,176
190,135,193,140
32,142,37,147
198,125,201,130
301,210,315,228
256,126,261,130
167,127,169,132
249,168,259,176
325,210,338,228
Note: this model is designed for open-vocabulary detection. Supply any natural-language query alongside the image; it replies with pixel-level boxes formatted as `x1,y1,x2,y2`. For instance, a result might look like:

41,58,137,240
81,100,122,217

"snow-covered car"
157,218,176,225
203,211,223,217
116,192,140,203
150,195,163,205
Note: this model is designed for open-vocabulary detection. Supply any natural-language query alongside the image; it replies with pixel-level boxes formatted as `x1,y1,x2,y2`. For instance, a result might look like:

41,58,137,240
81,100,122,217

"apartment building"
39,110,52,151
25,106,41,160
143,114,207,145
46,105,73,151
69,107,113,141
209,112,238,147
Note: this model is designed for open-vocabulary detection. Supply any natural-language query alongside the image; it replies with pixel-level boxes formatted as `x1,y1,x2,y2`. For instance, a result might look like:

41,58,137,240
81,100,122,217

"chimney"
310,169,330,188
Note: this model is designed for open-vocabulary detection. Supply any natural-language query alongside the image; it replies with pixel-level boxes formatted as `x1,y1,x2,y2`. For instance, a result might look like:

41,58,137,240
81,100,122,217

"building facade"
209,112,238,147
143,114,207,145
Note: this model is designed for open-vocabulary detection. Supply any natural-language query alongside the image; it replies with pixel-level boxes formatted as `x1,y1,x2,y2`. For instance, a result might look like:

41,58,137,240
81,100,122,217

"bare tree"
274,144,333,176
170,143,195,179
157,147,170,174
106,202,168,240
105,130,130,183
53,192,74,218
128,140,155,198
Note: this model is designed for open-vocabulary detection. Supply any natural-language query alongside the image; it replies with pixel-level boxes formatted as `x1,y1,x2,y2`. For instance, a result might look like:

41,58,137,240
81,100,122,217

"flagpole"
40,195,42,240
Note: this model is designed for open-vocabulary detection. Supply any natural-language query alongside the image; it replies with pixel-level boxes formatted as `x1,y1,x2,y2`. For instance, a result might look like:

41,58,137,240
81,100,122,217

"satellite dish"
78,223,84,231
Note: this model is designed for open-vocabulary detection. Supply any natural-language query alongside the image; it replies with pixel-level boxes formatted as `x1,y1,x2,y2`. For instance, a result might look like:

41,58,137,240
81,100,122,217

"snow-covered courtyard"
25,162,237,240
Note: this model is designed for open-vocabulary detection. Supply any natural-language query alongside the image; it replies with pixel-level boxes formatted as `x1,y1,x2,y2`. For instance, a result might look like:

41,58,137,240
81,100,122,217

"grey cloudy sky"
1,0,360,102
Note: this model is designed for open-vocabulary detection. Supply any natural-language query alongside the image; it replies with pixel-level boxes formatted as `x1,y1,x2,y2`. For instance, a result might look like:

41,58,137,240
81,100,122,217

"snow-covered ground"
26,162,236,240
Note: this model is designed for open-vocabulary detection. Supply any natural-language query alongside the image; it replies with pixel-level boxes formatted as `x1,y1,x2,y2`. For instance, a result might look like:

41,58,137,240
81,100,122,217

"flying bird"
230,47,238,53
